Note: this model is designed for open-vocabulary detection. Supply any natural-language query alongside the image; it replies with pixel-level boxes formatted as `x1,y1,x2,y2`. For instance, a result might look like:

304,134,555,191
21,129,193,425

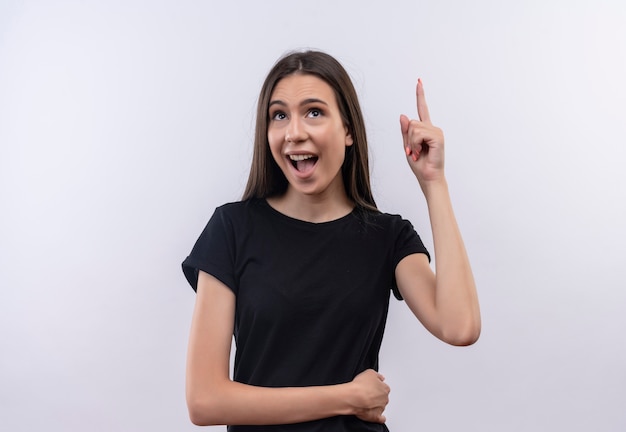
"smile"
288,154,318,173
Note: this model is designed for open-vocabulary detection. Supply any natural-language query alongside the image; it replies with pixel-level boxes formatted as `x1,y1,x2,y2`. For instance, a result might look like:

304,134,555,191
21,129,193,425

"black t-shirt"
182,199,429,431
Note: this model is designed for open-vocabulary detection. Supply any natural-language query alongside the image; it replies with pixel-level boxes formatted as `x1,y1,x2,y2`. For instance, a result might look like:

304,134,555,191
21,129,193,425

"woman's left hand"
399,78,445,187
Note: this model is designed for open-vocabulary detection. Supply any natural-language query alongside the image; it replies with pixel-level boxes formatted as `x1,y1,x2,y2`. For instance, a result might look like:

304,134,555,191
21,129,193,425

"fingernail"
405,146,411,156
412,154,418,161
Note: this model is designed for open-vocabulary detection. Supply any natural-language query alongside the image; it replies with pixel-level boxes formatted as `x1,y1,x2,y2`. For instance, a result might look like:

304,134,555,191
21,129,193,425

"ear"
345,129,353,147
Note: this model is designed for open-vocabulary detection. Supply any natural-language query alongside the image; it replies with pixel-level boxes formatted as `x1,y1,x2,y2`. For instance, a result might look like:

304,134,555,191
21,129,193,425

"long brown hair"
242,50,377,212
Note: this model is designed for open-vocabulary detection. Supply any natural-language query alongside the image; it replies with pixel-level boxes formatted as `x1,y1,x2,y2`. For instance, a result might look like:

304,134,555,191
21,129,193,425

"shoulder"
356,208,416,233
192,199,267,243
215,198,263,215
212,198,266,223
360,208,427,255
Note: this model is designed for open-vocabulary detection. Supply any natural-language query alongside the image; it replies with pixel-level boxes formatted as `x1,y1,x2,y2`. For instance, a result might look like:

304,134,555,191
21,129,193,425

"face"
267,74,353,198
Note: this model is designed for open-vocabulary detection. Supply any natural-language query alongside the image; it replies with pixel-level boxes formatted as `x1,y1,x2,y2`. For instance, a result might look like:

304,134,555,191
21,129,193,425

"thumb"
399,114,410,151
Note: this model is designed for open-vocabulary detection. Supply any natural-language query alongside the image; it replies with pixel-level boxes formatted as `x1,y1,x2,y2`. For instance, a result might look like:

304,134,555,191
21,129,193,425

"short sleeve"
181,207,238,294
391,218,430,300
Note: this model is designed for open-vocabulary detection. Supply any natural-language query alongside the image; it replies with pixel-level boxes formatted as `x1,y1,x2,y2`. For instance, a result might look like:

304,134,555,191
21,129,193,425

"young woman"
182,50,480,431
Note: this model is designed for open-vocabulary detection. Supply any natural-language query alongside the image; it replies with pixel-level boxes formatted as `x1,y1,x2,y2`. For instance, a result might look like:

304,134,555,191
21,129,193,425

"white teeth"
288,154,315,161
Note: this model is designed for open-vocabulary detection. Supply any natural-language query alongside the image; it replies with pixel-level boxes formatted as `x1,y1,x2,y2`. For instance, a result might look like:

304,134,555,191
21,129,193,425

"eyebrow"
268,98,329,108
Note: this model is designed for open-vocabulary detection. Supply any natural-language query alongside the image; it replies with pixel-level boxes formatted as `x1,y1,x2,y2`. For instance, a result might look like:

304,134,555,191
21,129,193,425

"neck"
267,186,354,223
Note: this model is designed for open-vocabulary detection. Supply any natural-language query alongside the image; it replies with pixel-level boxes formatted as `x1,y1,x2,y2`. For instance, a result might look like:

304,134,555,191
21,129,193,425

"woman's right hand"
189,272,393,426
348,369,391,423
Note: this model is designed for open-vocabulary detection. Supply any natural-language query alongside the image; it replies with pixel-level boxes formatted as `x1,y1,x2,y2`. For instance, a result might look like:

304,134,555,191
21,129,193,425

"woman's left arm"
395,79,481,346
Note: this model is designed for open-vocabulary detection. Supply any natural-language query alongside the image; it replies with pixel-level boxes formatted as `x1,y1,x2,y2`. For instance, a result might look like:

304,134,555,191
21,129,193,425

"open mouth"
289,154,318,172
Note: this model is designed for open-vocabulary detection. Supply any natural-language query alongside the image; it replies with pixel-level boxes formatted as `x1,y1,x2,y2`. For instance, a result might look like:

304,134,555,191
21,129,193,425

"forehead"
270,74,337,106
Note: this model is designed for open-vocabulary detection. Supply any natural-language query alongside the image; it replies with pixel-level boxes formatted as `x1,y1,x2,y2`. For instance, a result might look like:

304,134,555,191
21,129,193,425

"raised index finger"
416,78,431,124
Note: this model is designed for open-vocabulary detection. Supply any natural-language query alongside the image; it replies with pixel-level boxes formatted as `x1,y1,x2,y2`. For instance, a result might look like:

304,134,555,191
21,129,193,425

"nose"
285,117,307,144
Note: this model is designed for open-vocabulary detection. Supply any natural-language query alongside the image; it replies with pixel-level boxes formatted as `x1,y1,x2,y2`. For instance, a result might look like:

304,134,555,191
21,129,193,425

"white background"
1,1,625,431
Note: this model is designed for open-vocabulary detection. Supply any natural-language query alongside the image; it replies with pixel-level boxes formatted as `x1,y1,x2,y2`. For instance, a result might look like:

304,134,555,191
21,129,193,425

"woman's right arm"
186,270,390,426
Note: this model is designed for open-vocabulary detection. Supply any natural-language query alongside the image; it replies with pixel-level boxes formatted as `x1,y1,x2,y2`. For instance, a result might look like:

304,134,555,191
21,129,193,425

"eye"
271,111,287,121
307,108,322,118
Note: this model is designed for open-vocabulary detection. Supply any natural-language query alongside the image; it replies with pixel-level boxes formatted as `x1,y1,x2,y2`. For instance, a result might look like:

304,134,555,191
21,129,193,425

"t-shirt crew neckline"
261,198,357,228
